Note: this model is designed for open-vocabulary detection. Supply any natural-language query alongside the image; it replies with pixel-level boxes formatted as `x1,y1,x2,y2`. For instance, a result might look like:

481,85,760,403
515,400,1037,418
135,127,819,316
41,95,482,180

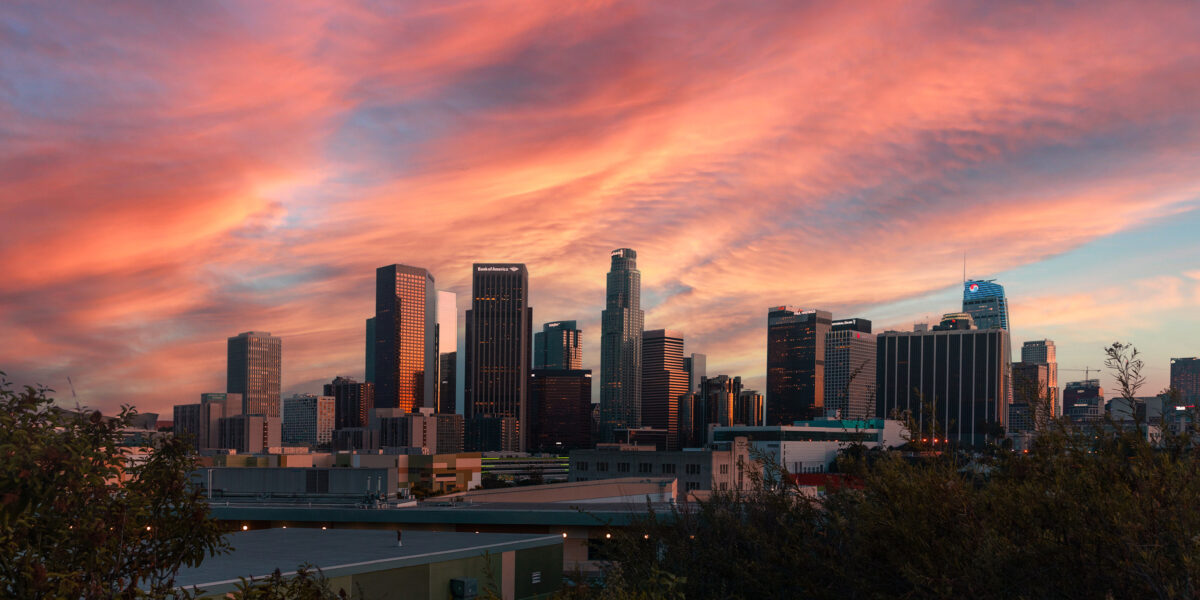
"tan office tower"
227,331,281,418
599,249,644,441
641,329,688,450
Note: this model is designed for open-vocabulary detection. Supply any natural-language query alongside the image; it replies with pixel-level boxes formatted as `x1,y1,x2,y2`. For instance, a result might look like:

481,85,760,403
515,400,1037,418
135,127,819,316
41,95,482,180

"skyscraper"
324,376,374,430
600,248,644,440
767,307,832,425
528,369,593,453
373,264,437,412
963,280,1010,331
683,353,706,395
1171,357,1200,404
534,321,583,370
876,315,1011,446
825,318,876,419
641,329,688,450
227,331,281,418
365,317,376,384
1021,340,1058,415
465,263,532,450
282,394,335,446
439,352,457,414
1011,362,1052,430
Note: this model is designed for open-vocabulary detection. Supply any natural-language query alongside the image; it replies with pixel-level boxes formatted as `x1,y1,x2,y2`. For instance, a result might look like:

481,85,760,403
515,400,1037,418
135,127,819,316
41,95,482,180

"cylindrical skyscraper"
599,248,644,441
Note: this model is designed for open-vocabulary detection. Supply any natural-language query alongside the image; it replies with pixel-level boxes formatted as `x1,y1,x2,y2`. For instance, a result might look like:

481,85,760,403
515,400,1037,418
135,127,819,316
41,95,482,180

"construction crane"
1061,367,1101,382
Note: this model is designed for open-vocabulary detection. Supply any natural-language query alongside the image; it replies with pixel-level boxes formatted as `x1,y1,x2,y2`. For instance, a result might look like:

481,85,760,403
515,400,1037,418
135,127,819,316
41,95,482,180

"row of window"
575,461,701,475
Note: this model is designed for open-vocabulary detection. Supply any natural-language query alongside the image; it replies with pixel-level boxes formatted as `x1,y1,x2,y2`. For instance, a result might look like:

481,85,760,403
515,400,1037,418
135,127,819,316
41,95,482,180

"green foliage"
226,565,348,599
0,373,228,598
594,346,1200,600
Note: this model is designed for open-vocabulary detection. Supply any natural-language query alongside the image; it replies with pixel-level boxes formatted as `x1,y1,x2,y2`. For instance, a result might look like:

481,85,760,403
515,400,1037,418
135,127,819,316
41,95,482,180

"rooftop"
175,528,560,595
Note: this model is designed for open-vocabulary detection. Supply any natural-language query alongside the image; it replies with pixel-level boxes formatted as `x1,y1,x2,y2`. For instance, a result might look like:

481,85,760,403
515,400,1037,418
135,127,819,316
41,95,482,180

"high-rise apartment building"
824,318,876,420
528,369,593,453
323,376,374,430
963,280,1010,331
373,264,438,412
876,315,1011,446
534,321,583,370
227,331,281,418
1171,357,1200,404
465,263,532,450
439,352,457,414
282,394,335,446
641,329,688,450
600,249,644,440
683,353,706,395
1021,340,1058,415
767,307,832,425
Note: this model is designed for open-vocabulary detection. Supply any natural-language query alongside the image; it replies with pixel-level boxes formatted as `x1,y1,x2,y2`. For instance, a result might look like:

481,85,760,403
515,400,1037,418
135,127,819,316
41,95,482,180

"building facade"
710,420,906,474
1021,339,1058,416
876,317,1011,446
438,351,457,414
1012,362,1052,428
1063,379,1104,422
464,263,532,450
1171,357,1200,404
683,353,706,396
569,437,752,495
528,369,593,453
373,264,438,412
600,249,644,440
365,317,375,384
218,414,281,454
436,413,464,454
282,394,335,446
824,318,876,419
641,329,687,450
227,331,282,418
464,416,520,453
174,392,242,450
534,321,583,370
324,376,374,430
962,279,1010,331
767,307,832,425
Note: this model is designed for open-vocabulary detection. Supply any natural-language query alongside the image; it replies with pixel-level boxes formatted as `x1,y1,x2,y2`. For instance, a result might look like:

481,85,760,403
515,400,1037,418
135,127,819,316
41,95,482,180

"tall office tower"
736,389,765,426
227,331,282,418
282,394,335,446
963,280,1010,331
825,318,876,420
1063,379,1104,422
465,263,532,450
1012,362,1052,430
641,330,688,450
436,413,465,453
528,369,593,453
324,376,374,430
876,314,1012,446
534,321,583,370
600,249,645,440
680,375,744,446
767,307,832,425
374,264,438,412
439,352,457,414
683,353,706,394
1171,357,1200,404
1021,340,1059,415
365,317,376,384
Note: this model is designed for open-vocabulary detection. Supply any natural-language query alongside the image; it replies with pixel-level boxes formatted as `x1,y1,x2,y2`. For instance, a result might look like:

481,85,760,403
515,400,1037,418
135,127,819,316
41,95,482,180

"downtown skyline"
3,1,1200,417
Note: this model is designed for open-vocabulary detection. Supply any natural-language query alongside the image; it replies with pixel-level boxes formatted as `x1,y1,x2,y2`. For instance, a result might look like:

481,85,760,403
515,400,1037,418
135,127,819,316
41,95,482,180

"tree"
0,374,227,598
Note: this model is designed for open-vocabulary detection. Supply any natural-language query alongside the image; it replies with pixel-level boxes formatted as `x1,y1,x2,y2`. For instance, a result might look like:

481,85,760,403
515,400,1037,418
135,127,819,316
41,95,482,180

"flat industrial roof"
209,501,675,526
175,529,560,595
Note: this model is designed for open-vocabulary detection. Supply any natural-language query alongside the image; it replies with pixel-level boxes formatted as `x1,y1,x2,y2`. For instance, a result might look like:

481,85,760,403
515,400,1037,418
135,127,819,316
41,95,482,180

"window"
617,462,630,473
719,482,727,490
577,461,588,471
686,481,700,491
661,464,676,474
719,464,728,475
685,464,701,475
638,463,653,474
596,462,608,472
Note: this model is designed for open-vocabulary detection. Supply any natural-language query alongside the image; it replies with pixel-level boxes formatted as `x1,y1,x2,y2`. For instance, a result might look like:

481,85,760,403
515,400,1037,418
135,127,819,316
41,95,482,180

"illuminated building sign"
476,266,520,272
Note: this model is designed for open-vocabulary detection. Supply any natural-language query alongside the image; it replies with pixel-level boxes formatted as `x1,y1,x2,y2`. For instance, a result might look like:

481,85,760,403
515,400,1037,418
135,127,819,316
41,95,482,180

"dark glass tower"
963,280,1009,330
374,264,437,412
1171,357,1200,404
599,248,644,440
439,351,457,414
766,307,832,424
365,317,376,384
465,263,532,450
324,376,375,430
876,322,1011,446
227,331,281,418
534,320,582,370
528,369,593,452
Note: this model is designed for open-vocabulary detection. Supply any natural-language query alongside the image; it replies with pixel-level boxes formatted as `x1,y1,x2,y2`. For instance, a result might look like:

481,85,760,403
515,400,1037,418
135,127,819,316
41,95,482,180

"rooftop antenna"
962,252,967,286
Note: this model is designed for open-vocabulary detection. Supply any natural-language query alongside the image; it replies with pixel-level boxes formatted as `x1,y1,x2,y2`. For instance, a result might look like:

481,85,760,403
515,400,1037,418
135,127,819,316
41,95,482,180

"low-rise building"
569,437,752,496
709,419,906,474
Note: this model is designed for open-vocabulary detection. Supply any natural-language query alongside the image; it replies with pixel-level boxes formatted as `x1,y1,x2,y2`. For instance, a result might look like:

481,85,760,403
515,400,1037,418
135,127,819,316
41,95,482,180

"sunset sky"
3,1,1199,417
